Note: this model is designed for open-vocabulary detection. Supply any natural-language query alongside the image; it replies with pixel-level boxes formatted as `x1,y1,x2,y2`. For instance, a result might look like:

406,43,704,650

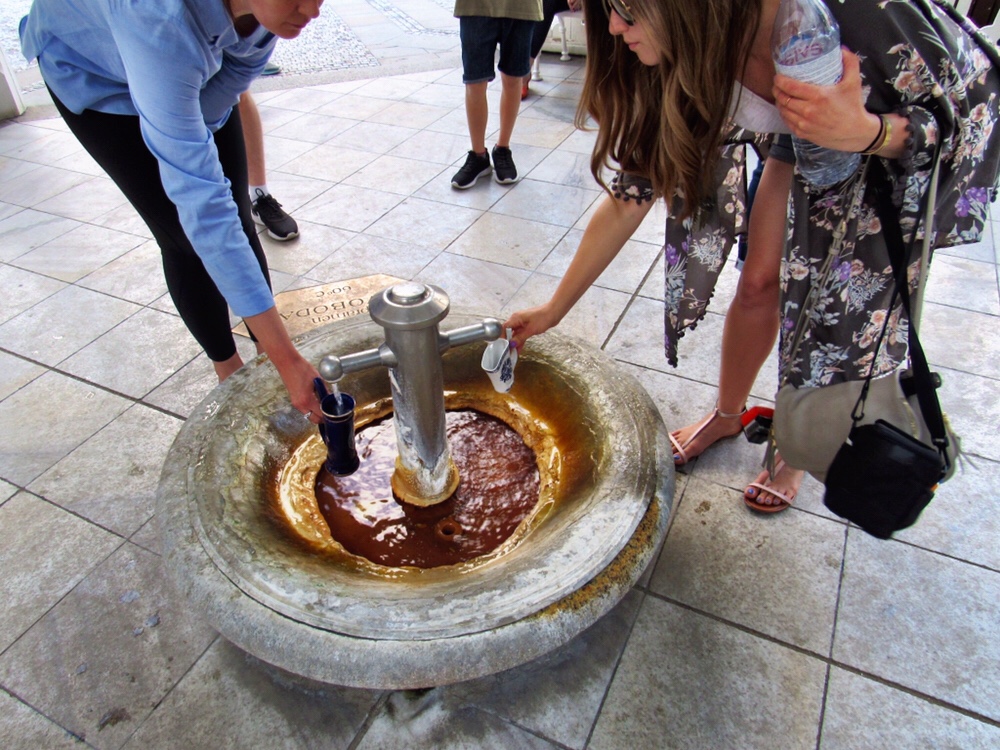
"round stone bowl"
157,312,674,689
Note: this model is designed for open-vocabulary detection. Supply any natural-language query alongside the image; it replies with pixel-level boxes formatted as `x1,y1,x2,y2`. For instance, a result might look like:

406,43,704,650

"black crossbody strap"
868,157,951,468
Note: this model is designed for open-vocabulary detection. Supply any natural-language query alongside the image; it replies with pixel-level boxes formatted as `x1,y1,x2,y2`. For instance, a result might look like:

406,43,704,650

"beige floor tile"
260,220,353,278
537,229,661,293
328,120,422,154
256,169,337,215
367,100,452,129
296,182,403,232
28,405,182,537
264,86,342,114
506,114,576,150
49,145,105,177
401,82,464,108
445,590,644,749
490,177,600,228
11,222,143,283
270,111,358,145
923,254,999,315
314,92,394,120
90,202,152,239
0,123,55,156
33,176,127,223
0,370,131,485
0,492,122,652
352,75,429,102
893,457,1000,569
142,359,224,419
821,667,1000,749
4,128,82,165
0,264,65,325
60,307,202,398
419,253,530,315
308,232,437,282
0,201,21,221
921,301,1000,380
76,240,168,306
499,272,630,350
0,163,91,208
651,476,843,654
0,350,45,401
527,148,601,189
343,153,447,195
0,207,77,262
0,690,85,750
0,543,216,750
589,597,827,750
413,169,512,210
129,516,161,557
278,142,378,183
125,640,379,749
834,532,1000,721
366,196,482,250
359,702,557,750
421,106,473,138
0,479,16,504
449,212,567,271
935,366,1000,461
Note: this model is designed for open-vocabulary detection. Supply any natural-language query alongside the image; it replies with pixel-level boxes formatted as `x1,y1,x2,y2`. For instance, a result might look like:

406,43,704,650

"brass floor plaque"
233,274,405,339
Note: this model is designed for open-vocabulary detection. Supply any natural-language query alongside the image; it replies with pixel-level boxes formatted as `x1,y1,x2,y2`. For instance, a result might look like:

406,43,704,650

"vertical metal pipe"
369,283,459,506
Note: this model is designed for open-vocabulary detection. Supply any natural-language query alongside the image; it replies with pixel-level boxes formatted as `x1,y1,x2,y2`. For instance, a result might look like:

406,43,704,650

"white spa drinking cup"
481,336,518,393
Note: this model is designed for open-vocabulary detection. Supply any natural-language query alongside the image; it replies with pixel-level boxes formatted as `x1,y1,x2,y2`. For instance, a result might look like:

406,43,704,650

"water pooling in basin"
273,381,573,573
285,409,539,568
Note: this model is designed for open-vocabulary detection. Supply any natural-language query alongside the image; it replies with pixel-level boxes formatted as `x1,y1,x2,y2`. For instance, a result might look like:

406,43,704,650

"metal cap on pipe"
369,283,449,331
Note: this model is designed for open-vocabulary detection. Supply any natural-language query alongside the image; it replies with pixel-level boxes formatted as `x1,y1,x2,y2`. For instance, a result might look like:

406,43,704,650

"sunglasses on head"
603,0,635,25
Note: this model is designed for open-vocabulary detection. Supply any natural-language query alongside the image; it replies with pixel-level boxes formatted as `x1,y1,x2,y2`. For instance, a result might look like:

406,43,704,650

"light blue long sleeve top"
20,0,277,318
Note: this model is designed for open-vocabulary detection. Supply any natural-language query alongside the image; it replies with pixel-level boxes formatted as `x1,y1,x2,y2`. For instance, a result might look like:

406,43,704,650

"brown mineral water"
314,409,540,568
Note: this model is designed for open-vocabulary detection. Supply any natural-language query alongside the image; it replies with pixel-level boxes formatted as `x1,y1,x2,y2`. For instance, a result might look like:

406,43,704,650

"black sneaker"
491,145,517,185
451,150,492,189
251,189,299,241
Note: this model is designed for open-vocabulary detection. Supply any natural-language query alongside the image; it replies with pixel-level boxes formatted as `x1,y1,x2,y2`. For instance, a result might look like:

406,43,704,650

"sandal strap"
715,404,748,421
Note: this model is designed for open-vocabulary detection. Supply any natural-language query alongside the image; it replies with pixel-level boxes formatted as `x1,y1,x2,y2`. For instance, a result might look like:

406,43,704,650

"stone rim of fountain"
158,312,674,688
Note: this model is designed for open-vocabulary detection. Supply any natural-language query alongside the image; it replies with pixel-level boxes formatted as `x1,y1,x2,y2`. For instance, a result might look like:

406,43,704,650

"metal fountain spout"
318,282,502,507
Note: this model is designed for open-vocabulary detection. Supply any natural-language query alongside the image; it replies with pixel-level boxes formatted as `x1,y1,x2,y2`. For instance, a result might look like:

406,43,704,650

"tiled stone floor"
2,3,1000,748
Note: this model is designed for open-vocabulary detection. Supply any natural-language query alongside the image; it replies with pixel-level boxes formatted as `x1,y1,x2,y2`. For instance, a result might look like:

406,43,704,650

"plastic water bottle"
771,0,860,188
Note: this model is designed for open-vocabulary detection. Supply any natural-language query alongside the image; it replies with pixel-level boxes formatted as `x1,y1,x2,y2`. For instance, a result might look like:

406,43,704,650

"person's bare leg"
465,81,489,154
496,72,523,148
239,93,266,187
670,158,795,471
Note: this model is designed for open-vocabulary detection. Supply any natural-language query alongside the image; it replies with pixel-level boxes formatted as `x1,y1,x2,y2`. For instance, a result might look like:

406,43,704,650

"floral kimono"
646,0,1000,389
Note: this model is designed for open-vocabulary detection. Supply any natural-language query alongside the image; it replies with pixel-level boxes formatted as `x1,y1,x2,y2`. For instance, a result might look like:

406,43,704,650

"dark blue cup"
314,378,360,476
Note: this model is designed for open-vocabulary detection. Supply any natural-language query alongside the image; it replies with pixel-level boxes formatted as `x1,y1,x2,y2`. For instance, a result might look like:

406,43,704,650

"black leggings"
49,90,271,362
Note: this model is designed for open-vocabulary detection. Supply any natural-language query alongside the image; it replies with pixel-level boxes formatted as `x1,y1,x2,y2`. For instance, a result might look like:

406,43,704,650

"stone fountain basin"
158,312,674,689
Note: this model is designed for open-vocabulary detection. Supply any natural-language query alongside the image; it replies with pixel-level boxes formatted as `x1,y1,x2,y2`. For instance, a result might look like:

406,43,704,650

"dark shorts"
769,133,795,164
460,16,535,83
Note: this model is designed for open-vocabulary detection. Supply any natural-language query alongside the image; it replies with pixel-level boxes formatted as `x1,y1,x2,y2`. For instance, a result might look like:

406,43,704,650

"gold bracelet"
860,115,885,155
870,116,893,156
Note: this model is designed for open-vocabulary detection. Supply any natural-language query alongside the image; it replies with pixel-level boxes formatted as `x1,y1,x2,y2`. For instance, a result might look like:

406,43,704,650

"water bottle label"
775,41,842,86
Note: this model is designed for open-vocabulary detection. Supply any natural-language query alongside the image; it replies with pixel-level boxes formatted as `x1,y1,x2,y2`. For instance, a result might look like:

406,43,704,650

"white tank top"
729,83,791,134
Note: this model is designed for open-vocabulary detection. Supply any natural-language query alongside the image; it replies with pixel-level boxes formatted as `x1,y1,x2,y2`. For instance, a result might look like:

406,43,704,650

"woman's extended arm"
504,192,653,349
244,307,322,419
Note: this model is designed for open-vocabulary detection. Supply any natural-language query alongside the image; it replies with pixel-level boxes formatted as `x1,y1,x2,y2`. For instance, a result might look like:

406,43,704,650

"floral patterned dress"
626,0,1000,389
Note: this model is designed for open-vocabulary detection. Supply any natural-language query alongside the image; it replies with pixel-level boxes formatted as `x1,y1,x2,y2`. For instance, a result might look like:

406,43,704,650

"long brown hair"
576,0,762,218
